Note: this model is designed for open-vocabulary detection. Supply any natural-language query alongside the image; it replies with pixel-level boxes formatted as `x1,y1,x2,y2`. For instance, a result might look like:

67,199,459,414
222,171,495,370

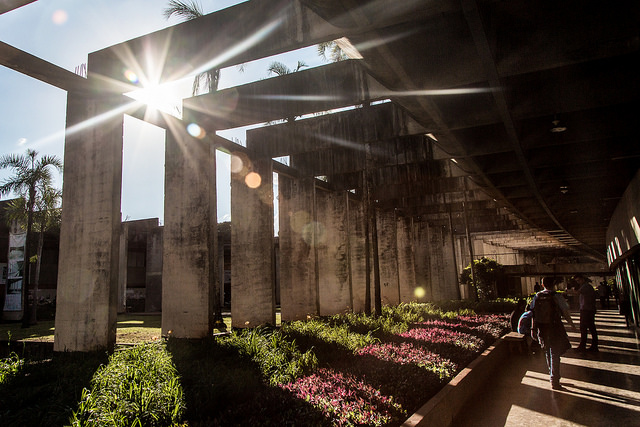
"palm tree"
267,60,308,77
317,41,348,62
5,185,62,323
0,149,63,326
163,0,219,95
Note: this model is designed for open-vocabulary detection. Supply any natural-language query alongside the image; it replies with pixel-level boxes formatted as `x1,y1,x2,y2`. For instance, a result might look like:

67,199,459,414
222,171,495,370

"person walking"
573,273,598,352
531,277,577,390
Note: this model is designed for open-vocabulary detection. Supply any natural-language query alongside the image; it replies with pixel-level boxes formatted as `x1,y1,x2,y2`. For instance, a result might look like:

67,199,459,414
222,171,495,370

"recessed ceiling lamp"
560,185,569,194
550,117,567,133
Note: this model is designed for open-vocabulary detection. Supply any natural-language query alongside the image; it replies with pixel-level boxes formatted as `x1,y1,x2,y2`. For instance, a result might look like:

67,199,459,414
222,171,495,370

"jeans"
544,345,561,386
579,309,598,348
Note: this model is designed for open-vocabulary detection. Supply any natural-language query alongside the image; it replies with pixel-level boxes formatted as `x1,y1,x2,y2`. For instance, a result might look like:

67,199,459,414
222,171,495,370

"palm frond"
163,0,203,20
267,61,291,76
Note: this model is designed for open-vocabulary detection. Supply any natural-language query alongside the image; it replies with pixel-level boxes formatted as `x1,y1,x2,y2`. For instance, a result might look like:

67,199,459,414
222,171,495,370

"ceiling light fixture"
560,185,569,194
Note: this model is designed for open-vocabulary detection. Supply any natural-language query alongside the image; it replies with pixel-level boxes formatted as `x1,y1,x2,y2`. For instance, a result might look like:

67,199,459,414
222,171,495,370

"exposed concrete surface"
348,196,369,313
161,130,216,338
377,209,400,306
316,189,351,316
231,158,275,328
54,92,124,352
279,176,318,321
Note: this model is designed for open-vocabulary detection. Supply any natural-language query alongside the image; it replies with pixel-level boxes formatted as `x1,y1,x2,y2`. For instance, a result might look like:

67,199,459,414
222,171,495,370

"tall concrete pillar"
376,209,400,306
413,220,432,301
316,189,351,316
278,176,318,321
347,196,368,313
231,157,275,327
118,223,128,314
397,215,417,302
427,222,459,301
162,130,217,338
145,227,163,312
54,92,124,352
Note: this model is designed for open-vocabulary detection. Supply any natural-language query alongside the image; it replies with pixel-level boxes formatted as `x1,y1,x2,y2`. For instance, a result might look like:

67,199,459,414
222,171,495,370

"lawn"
1,301,512,426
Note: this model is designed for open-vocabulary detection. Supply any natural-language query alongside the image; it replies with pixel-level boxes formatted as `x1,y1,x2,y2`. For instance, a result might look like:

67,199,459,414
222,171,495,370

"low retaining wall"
402,335,510,426
0,340,54,359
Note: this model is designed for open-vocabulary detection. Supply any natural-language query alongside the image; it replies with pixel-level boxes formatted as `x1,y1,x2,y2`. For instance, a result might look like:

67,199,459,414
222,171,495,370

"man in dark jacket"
531,277,577,390
574,274,598,352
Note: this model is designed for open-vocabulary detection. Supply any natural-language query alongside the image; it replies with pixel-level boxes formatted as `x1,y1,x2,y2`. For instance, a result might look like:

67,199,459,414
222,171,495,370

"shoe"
587,347,599,352
575,346,586,353
551,383,563,390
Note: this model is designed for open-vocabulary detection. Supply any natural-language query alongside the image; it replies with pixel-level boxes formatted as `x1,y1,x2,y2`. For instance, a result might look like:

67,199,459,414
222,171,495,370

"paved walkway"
453,309,640,427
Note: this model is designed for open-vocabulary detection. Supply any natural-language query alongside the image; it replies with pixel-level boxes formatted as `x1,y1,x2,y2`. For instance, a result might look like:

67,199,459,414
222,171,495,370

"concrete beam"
183,60,381,130
0,41,89,92
246,102,427,158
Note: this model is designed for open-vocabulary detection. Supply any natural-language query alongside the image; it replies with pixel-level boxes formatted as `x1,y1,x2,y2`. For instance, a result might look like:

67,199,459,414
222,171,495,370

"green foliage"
222,327,318,386
283,318,378,352
460,257,504,301
70,343,185,426
0,352,23,385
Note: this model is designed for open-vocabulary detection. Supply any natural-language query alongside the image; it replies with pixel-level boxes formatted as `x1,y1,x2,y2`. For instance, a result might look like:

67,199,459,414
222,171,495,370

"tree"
5,185,62,323
317,41,348,62
0,149,63,326
163,0,219,95
460,257,504,301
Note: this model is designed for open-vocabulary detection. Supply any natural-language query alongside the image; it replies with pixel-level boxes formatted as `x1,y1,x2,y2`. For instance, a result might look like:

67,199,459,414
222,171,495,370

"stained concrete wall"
348,196,369,313
162,131,216,338
316,189,351,316
278,176,318,321
377,209,400,306
413,221,433,301
54,93,124,352
231,158,275,328
397,215,418,302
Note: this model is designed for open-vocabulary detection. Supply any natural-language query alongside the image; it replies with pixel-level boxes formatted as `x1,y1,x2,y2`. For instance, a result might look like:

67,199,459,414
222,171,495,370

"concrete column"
145,227,162,312
376,209,400,306
347,196,368,313
162,129,216,338
316,189,351,316
54,92,124,352
231,157,275,327
413,220,432,301
397,214,417,302
278,176,318,321
427,222,459,301
118,223,128,314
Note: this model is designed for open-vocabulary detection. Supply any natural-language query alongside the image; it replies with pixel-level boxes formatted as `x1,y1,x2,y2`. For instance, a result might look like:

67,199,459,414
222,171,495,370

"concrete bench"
503,332,527,355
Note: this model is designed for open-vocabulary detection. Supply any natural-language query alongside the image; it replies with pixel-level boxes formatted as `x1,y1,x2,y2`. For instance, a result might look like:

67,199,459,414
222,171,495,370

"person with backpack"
531,277,577,390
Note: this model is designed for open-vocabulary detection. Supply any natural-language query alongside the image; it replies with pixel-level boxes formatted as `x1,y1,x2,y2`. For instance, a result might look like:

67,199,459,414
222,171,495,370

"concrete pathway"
453,309,640,427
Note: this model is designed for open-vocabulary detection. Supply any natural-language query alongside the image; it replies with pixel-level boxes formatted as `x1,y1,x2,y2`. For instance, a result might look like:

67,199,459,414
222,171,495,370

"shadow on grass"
0,351,106,427
166,338,329,426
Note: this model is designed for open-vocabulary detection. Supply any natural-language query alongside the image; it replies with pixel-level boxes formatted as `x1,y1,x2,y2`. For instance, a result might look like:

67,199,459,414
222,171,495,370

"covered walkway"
454,309,640,426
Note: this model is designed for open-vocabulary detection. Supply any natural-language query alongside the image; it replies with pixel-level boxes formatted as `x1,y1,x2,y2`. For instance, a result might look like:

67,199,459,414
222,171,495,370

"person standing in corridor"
574,274,599,352
531,277,576,390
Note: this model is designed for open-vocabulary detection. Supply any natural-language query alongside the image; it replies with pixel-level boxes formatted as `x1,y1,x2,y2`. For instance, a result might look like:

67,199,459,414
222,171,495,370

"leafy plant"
460,257,504,301
70,343,185,426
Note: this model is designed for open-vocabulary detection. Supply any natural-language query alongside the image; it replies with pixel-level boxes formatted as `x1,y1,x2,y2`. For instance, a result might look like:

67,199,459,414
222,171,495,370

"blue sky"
0,0,326,224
